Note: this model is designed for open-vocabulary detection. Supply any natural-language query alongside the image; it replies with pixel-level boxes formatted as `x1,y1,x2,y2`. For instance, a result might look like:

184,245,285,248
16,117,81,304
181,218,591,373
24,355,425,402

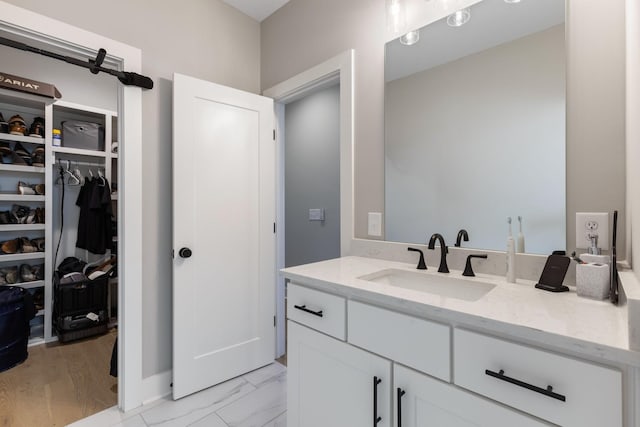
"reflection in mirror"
385,0,566,254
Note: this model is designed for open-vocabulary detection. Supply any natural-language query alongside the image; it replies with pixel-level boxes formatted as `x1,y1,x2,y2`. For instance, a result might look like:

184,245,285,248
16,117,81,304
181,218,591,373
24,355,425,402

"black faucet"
428,233,449,273
407,247,427,270
463,254,488,277
455,229,469,247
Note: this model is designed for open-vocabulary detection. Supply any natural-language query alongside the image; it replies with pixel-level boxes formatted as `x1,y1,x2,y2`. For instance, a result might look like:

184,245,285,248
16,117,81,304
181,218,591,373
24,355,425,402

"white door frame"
263,50,354,356
0,2,144,412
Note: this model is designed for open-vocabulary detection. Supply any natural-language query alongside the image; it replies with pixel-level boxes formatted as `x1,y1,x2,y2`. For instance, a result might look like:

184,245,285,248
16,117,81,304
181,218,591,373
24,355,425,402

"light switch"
368,212,382,236
309,208,325,221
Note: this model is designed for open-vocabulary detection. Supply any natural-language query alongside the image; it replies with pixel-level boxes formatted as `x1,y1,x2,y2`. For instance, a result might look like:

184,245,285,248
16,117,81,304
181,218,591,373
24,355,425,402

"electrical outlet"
575,212,609,250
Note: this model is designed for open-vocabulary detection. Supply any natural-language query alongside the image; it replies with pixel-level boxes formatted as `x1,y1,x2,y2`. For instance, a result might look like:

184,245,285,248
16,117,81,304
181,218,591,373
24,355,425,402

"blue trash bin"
0,286,36,372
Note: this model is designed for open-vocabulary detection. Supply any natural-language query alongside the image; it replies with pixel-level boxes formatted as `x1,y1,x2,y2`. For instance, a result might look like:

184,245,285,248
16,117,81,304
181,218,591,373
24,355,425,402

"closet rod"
0,36,153,90
57,160,106,168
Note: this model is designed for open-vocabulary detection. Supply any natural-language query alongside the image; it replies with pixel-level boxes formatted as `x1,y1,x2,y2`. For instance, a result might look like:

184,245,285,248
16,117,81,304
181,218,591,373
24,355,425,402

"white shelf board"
0,224,45,232
0,252,45,262
0,164,46,174
0,194,45,202
35,309,45,317
0,133,46,145
0,280,45,290
52,146,107,158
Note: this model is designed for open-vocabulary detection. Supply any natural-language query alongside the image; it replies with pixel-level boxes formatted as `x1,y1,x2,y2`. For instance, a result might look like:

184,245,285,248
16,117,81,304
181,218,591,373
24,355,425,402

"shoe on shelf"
8,115,26,136
31,237,45,252
32,263,44,281
0,265,19,284
35,207,44,224
18,181,36,195
0,141,11,156
34,184,45,195
0,112,8,134
11,204,30,223
21,237,37,253
1,238,21,254
13,143,32,165
28,117,45,138
32,288,44,310
0,210,16,224
31,146,45,167
20,264,36,282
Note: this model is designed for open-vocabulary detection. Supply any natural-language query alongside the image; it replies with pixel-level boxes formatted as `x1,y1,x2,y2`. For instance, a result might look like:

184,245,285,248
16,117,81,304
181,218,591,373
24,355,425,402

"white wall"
262,0,626,259
3,0,261,379
385,26,565,254
628,0,640,275
0,44,117,110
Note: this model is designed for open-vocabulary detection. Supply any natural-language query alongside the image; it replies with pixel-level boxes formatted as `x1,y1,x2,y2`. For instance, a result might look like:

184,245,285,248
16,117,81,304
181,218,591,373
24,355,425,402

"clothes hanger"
72,162,84,185
97,168,106,186
64,160,80,186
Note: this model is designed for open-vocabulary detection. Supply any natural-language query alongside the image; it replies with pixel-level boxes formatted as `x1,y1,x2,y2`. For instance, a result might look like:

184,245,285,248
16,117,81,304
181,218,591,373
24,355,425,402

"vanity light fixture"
400,30,420,46
447,8,471,27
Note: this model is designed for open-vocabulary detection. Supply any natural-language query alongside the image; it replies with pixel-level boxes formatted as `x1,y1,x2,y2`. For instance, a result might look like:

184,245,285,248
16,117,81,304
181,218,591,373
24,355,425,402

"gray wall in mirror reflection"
385,25,565,254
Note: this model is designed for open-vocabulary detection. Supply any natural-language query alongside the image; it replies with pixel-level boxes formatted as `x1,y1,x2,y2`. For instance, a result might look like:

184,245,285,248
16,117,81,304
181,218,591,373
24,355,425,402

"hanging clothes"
76,177,113,254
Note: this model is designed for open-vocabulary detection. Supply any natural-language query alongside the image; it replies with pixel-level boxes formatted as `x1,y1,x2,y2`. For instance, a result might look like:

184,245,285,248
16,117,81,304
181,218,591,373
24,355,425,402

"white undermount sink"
358,268,496,302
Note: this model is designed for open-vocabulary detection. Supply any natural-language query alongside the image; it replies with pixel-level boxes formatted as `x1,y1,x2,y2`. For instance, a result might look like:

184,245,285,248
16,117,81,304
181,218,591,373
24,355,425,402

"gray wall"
385,26,566,254
262,0,626,259
4,0,261,378
285,84,341,267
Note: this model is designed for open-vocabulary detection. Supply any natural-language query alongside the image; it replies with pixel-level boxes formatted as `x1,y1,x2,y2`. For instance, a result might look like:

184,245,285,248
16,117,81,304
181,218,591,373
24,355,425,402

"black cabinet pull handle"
373,376,382,425
485,369,566,402
293,304,323,317
397,388,406,427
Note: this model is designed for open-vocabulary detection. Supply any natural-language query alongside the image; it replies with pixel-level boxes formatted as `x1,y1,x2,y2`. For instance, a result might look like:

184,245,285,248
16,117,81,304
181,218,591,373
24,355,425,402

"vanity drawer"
287,283,346,340
454,329,622,427
348,301,450,381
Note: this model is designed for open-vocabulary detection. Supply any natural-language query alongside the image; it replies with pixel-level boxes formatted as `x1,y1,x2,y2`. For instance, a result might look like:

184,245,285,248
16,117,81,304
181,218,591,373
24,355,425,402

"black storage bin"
53,273,108,343
61,120,105,151
0,286,35,372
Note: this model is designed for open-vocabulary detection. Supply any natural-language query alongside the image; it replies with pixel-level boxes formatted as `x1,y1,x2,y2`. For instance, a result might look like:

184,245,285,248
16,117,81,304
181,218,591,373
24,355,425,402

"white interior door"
172,73,275,399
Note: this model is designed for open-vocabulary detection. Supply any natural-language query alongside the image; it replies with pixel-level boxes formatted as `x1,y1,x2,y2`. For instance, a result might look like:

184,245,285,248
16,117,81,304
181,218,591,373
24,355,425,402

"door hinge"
273,129,276,140
273,316,276,327
273,222,276,233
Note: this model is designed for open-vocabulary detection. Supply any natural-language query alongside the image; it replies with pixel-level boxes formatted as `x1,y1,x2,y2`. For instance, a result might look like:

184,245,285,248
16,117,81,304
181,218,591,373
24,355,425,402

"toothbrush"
516,216,525,253
506,217,516,283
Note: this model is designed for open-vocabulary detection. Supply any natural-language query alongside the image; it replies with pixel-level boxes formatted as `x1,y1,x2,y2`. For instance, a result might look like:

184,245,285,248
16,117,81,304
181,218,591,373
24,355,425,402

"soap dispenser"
506,217,516,283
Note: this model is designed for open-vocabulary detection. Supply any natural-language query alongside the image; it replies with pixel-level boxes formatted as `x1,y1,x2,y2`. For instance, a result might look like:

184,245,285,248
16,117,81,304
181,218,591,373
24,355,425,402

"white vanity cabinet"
288,320,392,427
454,329,623,427
286,279,630,426
393,364,547,427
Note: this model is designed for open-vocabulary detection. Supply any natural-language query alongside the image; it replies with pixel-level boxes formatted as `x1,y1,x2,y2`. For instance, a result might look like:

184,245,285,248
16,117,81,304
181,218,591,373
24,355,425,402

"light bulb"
447,8,471,27
400,30,420,46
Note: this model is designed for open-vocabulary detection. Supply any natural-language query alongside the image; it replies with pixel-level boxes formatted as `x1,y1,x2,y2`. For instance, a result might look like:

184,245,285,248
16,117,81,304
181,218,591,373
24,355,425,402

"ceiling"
222,0,290,22
385,0,565,82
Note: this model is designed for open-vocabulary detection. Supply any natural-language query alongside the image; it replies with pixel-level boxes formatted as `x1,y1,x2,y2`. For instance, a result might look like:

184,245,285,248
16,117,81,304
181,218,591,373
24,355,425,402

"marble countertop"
282,256,638,367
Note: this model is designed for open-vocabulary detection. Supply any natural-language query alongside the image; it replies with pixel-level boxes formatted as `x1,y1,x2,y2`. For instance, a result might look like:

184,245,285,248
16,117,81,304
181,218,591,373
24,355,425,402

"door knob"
179,247,192,258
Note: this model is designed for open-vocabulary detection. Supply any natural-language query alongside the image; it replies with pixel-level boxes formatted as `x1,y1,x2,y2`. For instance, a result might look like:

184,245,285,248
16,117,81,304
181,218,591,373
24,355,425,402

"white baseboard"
142,369,172,404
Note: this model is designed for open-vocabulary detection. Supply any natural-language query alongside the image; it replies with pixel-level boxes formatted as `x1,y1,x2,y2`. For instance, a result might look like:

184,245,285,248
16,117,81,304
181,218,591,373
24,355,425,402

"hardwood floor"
0,329,117,427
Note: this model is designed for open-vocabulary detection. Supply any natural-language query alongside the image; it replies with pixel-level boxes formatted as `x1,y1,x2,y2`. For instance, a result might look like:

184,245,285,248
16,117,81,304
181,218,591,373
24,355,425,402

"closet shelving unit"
50,100,119,331
0,88,118,345
0,88,52,345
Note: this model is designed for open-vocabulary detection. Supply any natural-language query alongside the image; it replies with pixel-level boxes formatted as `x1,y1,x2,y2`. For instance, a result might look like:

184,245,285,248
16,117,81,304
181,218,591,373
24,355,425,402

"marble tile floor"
68,362,287,427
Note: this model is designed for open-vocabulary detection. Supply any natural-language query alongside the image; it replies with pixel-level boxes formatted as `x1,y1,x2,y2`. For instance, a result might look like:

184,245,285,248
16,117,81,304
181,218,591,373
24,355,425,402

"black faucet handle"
463,254,488,277
408,247,427,270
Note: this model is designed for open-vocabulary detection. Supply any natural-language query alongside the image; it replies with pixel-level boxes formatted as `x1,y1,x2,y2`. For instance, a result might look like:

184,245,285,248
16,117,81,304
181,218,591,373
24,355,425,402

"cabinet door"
288,321,392,427
394,365,547,427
